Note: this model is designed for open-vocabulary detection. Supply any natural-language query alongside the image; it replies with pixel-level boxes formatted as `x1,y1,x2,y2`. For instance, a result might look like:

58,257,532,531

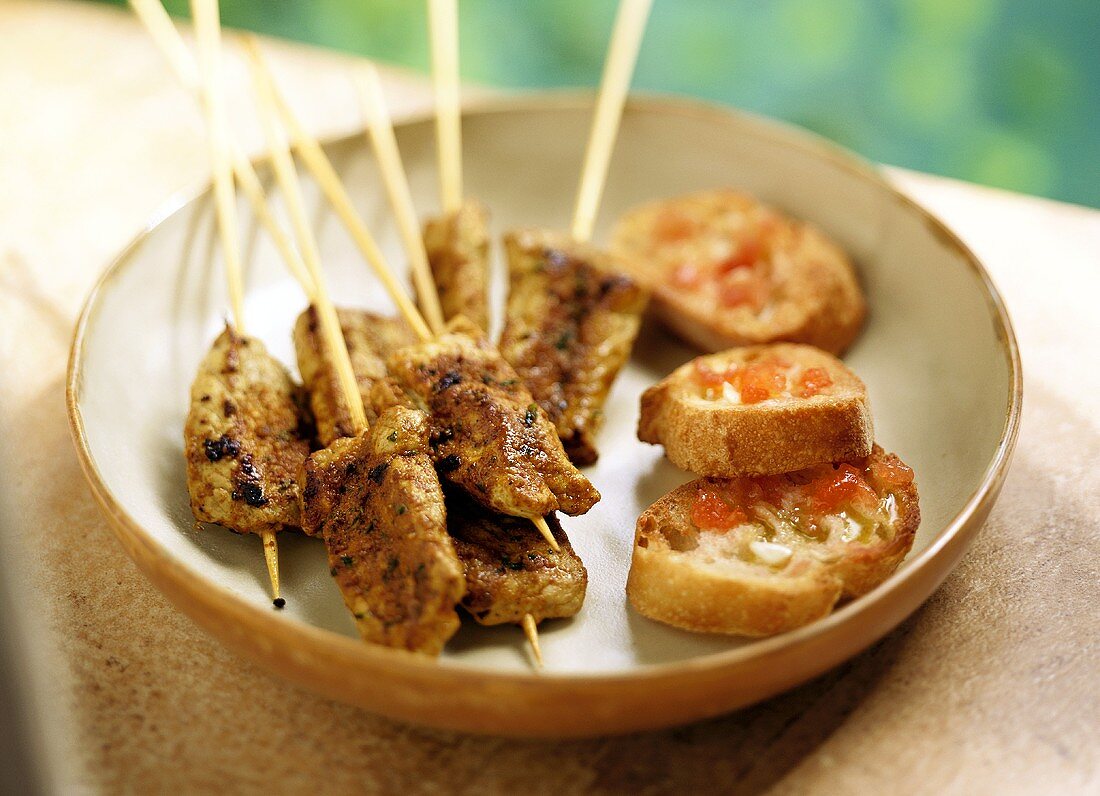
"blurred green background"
99,0,1098,207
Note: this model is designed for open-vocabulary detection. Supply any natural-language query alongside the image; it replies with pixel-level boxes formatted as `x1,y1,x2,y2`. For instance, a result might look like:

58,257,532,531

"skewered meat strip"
423,199,491,330
300,406,465,655
446,489,587,625
184,324,311,533
387,318,601,520
500,228,648,465
293,305,416,445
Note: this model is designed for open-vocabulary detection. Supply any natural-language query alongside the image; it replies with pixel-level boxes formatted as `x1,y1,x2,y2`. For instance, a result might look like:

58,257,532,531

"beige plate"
66,93,1021,737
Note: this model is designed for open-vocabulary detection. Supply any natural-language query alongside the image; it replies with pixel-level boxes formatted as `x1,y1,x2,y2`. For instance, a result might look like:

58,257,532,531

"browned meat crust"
387,318,601,520
445,489,587,625
293,305,416,445
184,324,311,534
423,199,491,330
501,228,648,465
300,407,465,655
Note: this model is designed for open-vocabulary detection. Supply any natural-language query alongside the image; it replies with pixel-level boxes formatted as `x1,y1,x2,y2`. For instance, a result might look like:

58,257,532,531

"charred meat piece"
423,199,490,330
446,489,587,625
300,406,465,655
293,305,416,445
387,318,601,520
501,229,648,465
184,324,311,533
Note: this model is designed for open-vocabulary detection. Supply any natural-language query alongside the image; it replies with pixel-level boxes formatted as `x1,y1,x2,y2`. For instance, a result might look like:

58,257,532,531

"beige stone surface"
0,1,1097,793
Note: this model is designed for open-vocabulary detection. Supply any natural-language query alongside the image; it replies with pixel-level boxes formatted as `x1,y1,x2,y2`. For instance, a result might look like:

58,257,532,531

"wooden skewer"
521,613,544,668
249,54,434,344
242,35,368,434
355,64,446,335
355,61,562,554
130,0,199,85
191,0,246,331
129,0,314,298
428,0,463,214
190,0,282,604
249,36,565,665
533,516,561,554
570,0,653,243
425,4,554,664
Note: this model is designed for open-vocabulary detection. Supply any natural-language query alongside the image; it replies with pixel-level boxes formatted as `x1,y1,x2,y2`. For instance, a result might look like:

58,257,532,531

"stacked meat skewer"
138,0,652,663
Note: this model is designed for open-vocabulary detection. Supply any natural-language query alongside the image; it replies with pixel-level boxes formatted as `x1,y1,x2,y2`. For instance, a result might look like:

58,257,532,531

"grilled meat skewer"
423,199,491,330
387,318,601,521
301,406,466,654
501,228,648,465
446,489,587,626
184,323,311,533
293,306,416,446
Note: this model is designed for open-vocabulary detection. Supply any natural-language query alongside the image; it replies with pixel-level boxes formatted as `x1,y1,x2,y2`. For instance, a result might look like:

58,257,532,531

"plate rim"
65,91,1023,735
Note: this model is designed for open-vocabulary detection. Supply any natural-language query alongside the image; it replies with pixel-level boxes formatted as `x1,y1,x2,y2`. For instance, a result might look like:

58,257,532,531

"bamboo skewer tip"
533,516,561,553
522,614,544,668
261,530,285,607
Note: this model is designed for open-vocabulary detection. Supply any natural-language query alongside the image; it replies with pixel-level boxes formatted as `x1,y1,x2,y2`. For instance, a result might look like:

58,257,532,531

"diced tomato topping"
715,238,762,274
693,359,728,388
670,262,704,289
653,211,695,243
737,360,789,403
811,464,880,514
795,367,833,398
869,457,915,489
718,272,769,310
691,490,748,530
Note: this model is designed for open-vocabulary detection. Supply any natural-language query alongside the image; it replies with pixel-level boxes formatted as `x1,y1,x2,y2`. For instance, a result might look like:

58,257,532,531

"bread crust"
626,446,920,636
611,189,866,355
639,344,873,476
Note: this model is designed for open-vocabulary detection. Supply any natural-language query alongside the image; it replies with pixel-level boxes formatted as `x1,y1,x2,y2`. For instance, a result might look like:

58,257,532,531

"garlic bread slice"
639,343,872,476
627,446,920,636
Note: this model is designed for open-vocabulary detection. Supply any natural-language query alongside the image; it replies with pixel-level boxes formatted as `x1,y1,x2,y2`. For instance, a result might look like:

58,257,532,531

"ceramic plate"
67,94,1021,737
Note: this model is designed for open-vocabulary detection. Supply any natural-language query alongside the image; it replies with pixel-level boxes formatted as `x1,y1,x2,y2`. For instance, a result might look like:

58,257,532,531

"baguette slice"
611,189,866,355
639,344,873,476
627,446,919,637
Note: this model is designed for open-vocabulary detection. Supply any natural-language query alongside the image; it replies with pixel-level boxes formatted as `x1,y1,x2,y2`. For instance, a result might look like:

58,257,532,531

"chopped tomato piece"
691,490,748,530
737,360,788,403
670,262,704,289
653,211,695,243
715,238,761,274
693,359,727,388
869,457,915,489
718,272,769,310
795,367,833,398
811,464,880,513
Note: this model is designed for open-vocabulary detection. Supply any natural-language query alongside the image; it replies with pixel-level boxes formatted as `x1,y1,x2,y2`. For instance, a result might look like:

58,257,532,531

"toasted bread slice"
611,189,866,355
626,446,920,636
639,344,873,476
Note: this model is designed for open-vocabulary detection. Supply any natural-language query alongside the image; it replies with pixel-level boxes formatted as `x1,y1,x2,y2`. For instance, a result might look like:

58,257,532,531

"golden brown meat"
293,305,417,446
184,324,311,534
446,489,587,625
300,406,465,655
501,228,648,465
423,199,490,329
387,318,601,520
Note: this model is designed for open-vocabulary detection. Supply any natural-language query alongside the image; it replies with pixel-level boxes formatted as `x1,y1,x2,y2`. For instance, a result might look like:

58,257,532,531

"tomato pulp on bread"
692,356,834,404
687,452,915,567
